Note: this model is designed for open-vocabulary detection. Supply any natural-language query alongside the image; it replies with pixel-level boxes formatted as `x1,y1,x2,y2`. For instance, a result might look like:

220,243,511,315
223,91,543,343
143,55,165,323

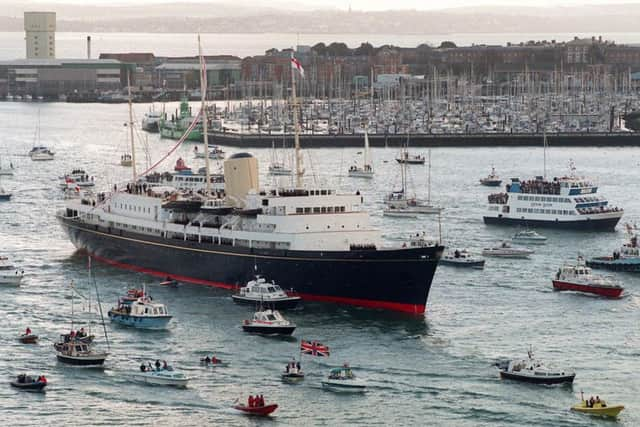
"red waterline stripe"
89,253,427,314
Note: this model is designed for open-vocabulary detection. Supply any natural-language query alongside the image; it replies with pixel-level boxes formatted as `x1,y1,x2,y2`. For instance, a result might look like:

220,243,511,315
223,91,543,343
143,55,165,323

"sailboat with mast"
0,154,14,176
384,149,442,216
268,134,292,176
29,111,55,161
348,126,373,179
54,261,110,367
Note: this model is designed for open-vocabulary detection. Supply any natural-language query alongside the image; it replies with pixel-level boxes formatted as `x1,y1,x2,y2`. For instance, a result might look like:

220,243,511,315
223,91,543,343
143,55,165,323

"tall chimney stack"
87,35,91,59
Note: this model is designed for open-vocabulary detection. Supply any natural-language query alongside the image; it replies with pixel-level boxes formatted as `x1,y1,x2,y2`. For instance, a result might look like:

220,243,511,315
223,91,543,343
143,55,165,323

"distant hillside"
6,2,640,34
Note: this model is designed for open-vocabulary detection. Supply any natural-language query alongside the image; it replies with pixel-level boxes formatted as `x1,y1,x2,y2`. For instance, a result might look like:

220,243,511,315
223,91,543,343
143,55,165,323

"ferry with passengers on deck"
483,168,623,231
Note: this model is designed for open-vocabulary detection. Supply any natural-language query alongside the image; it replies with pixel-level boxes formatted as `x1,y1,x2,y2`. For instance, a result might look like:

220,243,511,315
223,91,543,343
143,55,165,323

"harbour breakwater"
208,131,640,148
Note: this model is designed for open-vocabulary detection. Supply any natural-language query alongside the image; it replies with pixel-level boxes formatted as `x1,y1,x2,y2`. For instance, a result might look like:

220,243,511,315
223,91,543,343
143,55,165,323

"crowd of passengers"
507,180,561,195
488,193,509,204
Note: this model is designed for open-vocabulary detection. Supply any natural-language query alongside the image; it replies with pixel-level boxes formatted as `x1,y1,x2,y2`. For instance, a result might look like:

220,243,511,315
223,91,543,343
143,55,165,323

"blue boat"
108,291,172,330
587,233,640,272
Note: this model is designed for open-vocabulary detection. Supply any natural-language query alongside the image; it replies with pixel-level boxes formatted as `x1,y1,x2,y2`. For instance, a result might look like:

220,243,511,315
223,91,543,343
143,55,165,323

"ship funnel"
223,152,259,208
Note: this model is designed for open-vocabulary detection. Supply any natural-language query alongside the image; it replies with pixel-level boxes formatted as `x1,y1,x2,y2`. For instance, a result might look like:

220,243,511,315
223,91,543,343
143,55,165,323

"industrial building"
24,11,56,59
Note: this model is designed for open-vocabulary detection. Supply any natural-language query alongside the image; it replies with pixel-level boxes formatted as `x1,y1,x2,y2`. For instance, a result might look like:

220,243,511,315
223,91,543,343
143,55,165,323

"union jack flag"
300,339,330,357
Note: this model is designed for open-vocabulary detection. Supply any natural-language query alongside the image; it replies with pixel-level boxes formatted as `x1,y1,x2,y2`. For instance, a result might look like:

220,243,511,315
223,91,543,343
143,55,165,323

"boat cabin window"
266,314,277,321
267,287,276,292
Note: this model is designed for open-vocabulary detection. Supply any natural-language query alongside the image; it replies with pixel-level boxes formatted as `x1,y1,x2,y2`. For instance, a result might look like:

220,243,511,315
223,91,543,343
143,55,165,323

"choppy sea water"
0,101,639,426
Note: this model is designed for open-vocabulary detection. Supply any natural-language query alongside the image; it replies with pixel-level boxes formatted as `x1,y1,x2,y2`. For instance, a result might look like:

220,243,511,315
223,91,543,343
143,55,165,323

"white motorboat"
141,110,163,132
0,257,23,285
29,146,54,161
232,276,301,309
395,152,425,164
59,169,95,189
108,292,173,329
281,359,305,383
440,249,485,269
480,166,502,186
321,365,367,393
482,241,534,258
194,145,225,160
242,308,296,335
497,348,575,385
0,187,11,202
512,229,547,244
131,366,190,387
268,163,293,176
348,129,374,179
120,154,133,167
0,155,14,176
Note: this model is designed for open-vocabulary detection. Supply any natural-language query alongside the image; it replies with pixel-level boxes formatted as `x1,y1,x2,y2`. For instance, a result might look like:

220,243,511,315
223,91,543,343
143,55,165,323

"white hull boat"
0,274,23,286
482,242,534,258
131,369,190,387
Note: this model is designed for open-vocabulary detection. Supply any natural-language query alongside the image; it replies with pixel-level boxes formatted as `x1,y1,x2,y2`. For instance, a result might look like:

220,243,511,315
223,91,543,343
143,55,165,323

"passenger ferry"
483,172,623,231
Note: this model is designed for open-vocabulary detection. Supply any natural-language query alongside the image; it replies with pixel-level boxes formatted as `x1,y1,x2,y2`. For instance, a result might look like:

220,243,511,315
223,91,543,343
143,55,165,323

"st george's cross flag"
291,55,305,78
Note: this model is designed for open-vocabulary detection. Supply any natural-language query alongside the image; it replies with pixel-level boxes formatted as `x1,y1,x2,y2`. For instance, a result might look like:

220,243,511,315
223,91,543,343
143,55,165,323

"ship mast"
198,34,211,197
127,71,137,181
291,51,303,188
543,129,547,180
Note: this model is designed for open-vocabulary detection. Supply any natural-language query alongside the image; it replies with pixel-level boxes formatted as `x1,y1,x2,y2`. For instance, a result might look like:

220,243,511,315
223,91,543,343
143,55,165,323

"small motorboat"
440,249,485,269
58,169,95,189
496,348,575,385
480,166,502,186
108,291,172,330
200,356,229,367
232,276,301,309
571,394,624,418
120,154,133,167
482,241,534,258
0,257,23,286
268,163,292,176
395,152,425,164
159,277,179,288
233,402,278,417
174,157,191,172
194,145,225,160
10,374,47,391
321,364,367,393
131,365,190,388
0,188,11,201
553,257,623,298
19,333,38,344
512,229,547,244
281,359,304,383
242,308,296,335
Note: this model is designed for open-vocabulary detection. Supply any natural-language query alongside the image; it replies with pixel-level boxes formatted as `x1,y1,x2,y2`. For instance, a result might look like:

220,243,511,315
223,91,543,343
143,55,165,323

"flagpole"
291,51,303,188
198,34,211,197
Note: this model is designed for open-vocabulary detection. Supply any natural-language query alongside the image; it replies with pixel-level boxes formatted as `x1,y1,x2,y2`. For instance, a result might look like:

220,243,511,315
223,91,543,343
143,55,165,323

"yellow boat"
571,400,624,418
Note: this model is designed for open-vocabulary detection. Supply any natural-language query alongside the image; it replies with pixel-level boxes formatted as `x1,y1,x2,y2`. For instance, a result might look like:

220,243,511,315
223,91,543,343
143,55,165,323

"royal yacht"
483,171,623,231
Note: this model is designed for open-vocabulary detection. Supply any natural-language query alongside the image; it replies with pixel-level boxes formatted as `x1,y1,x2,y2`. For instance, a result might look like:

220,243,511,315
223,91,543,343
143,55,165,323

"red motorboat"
552,257,624,298
233,403,278,416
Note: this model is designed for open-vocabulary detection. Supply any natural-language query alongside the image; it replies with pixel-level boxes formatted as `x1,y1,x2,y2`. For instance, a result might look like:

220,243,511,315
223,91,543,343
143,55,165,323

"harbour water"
1,101,640,425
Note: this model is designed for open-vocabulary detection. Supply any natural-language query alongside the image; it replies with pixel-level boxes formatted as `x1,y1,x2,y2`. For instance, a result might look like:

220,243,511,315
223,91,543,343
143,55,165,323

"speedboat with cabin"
553,257,623,298
512,229,547,244
440,249,485,269
321,364,367,392
11,374,47,391
242,308,296,335
480,167,502,186
483,168,623,231
496,348,575,385
59,169,95,189
55,338,108,367
108,291,172,329
142,110,163,132
131,364,190,388
0,257,23,286
482,242,534,258
232,276,301,309
29,146,54,161
281,359,304,383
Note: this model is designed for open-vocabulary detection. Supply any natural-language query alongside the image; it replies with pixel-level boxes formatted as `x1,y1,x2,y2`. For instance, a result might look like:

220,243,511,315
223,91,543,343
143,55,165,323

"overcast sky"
26,0,640,10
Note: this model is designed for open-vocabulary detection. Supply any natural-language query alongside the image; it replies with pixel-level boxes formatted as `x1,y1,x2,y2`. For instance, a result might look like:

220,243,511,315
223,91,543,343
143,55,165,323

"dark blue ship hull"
58,216,442,314
483,215,621,231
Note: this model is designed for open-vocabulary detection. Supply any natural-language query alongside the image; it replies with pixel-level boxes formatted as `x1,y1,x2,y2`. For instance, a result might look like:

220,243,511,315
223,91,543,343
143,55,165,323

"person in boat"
17,374,26,383
204,355,211,363
454,250,460,258
25,327,31,336
147,362,153,371
285,364,290,373
140,363,146,372
258,395,264,407
296,361,301,371
78,327,86,338
155,360,161,370
162,360,168,370
211,355,219,364
248,395,254,407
